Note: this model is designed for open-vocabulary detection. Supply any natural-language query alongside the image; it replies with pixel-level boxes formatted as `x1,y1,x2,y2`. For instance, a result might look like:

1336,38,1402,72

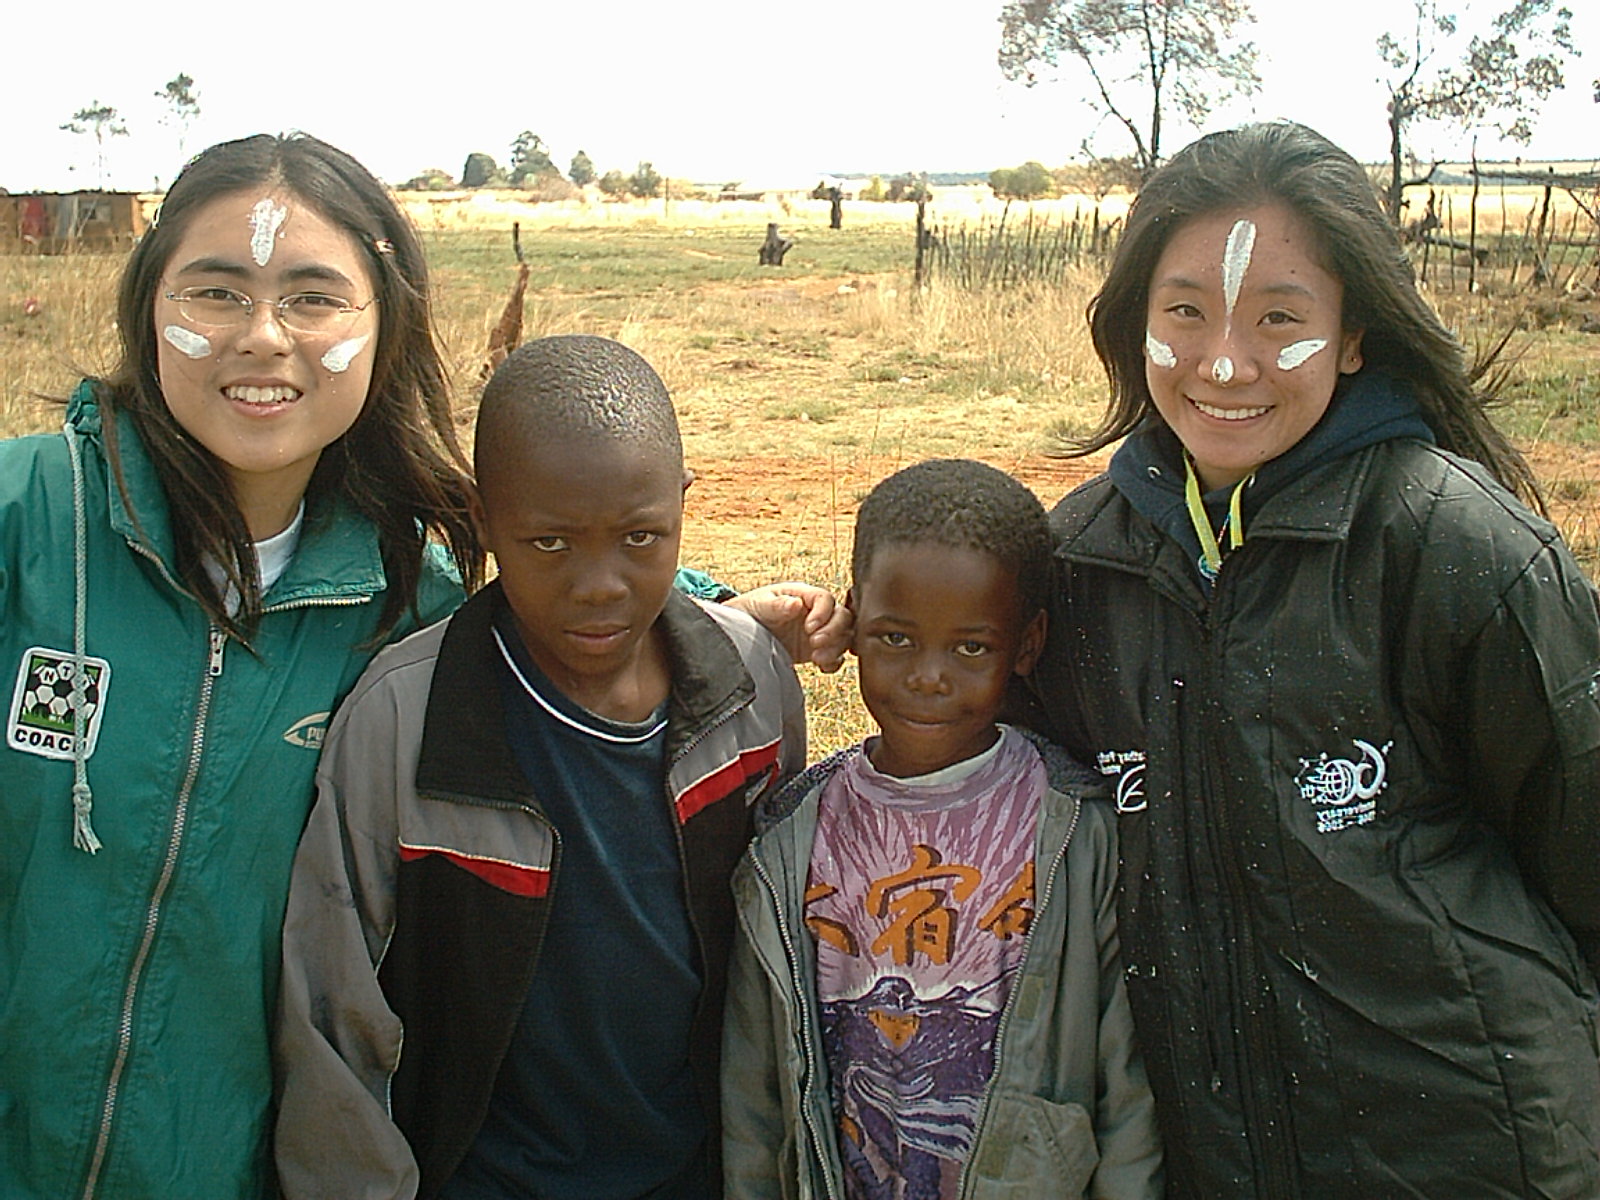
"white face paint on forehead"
1145,331,1177,369
1277,338,1329,372
1221,219,1256,327
162,324,212,359
249,197,289,267
1209,218,1256,387
320,334,370,374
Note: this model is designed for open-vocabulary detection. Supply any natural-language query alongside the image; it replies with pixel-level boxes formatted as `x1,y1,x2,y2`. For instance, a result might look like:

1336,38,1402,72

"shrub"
629,161,663,198
399,167,455,191
989,161,1056,200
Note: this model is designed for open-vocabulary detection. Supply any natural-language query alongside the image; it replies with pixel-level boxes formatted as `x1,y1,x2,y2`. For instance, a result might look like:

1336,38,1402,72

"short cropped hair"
475,335,682,490
852,459,1052,614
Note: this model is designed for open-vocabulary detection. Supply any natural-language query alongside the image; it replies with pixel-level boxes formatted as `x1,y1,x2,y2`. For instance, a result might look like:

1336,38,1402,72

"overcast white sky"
5,0,1595,193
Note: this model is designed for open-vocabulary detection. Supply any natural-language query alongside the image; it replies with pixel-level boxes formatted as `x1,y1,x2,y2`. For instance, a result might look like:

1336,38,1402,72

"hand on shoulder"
727,582,852,673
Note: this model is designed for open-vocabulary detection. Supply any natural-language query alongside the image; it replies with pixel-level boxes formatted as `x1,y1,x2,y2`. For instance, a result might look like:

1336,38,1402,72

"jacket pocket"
965,1093,1099,1198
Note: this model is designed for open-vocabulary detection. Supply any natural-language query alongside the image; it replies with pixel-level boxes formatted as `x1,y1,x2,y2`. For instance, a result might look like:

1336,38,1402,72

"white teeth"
1193,399,1269,421
224,385,299,405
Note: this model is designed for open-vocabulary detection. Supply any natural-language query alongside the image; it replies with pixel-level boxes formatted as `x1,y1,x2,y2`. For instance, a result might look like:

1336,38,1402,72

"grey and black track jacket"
274,581,806,1200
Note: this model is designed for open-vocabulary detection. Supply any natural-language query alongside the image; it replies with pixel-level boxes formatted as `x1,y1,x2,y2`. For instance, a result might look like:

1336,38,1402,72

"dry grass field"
4,186,1598,752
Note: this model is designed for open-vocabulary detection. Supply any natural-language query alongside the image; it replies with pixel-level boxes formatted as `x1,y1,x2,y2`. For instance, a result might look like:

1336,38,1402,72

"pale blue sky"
5,0,1594,192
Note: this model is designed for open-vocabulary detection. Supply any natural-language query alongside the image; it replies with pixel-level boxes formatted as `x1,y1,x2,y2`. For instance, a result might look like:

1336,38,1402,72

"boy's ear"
843,586,860,657
1013,608,1047,677
682,467,695,495
466,480,491,548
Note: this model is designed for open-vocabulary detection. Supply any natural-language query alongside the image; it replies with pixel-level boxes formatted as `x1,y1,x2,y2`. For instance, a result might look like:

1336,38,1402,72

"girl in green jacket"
0,132,848,1200
0,133,482,1200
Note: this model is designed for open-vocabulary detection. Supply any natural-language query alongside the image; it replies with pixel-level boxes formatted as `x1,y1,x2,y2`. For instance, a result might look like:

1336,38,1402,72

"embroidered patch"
1095,748,1148,813
8,646,111,761
1296,738,1392,833
282,711,330,750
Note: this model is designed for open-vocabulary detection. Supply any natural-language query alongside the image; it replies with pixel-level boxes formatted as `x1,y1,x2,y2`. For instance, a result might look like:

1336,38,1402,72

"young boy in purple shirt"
722,459,1162,1199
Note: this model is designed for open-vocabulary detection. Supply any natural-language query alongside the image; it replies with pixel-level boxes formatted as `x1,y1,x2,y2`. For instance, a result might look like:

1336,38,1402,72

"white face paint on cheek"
248,198,289,267
1145,331,1177,369
1277,338,1328,371
320,334,370,374
162,324,213,359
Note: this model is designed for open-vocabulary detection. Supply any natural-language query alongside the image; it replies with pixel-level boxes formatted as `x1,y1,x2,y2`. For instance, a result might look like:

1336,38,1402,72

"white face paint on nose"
1211,356,1235,384
249,198,289,267
163,324,212,359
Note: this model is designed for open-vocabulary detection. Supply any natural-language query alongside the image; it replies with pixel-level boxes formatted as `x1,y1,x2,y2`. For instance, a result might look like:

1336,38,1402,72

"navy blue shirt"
441,608,709,1200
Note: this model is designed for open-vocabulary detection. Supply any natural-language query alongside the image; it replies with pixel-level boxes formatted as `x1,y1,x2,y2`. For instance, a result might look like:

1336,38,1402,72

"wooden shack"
0,191,148,252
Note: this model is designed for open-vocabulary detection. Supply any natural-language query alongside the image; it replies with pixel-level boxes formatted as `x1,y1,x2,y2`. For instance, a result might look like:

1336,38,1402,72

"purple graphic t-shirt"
806,726,1044,1200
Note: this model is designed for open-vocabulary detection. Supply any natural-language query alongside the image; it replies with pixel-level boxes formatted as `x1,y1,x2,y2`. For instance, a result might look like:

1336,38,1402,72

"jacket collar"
415,582,752,807
1065,370,1431,587
750,731,1098,886
71,380,388,606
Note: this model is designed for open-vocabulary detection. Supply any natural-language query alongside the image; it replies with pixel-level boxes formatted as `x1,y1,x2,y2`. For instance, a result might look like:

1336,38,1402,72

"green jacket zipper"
80,625,224,1200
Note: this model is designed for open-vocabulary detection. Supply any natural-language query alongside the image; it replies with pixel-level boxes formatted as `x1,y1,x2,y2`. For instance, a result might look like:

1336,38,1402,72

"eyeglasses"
163,284,378,335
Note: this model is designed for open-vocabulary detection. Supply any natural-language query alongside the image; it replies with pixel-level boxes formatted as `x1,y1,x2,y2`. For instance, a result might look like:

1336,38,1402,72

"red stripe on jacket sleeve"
398,844,550,897
674,738,781,824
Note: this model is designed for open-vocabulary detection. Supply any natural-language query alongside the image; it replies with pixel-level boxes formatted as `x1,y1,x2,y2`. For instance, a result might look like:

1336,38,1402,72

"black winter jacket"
1034,434,1600,1199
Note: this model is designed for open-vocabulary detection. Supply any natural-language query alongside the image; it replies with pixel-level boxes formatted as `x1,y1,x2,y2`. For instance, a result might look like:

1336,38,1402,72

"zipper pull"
208,628,226,677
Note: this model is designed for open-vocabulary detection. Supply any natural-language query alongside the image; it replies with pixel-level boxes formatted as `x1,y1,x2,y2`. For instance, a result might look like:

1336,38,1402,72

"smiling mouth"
224,384,301,406
1192,398,1270,421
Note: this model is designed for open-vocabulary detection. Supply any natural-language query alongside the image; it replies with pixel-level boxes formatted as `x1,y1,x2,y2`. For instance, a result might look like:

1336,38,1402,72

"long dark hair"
104,132,483,642
1077,121,1540,507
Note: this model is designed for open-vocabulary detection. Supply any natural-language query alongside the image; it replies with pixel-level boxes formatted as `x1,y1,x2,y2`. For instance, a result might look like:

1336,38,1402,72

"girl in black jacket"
1033,121,1600,1199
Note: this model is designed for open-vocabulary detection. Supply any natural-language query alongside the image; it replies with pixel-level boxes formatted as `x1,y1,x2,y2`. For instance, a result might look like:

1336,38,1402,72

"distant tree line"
988,157,1142,201
399,131,668,200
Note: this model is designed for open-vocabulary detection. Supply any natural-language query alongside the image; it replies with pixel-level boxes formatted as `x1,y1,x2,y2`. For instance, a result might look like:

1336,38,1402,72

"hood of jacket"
1107,369,1434,579
68,380,394,607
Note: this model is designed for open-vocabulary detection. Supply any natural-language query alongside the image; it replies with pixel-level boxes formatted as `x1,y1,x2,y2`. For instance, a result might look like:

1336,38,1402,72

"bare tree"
60,102,130,189
998,0,1259,177
1378,0,1576,221
155,74,201,167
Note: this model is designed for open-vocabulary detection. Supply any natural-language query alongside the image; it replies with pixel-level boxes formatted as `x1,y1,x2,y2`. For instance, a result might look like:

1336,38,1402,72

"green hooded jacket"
0,383,464,1199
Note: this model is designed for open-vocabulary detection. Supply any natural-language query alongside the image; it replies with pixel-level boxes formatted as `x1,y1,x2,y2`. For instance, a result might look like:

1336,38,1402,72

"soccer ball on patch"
23,664,98,726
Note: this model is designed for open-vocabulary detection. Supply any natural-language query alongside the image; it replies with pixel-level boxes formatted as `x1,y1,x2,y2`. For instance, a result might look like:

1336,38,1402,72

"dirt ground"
683,441,1600,589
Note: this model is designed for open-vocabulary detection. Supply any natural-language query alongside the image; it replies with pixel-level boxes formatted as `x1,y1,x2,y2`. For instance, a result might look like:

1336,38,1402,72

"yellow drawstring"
1184,455,1252,580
